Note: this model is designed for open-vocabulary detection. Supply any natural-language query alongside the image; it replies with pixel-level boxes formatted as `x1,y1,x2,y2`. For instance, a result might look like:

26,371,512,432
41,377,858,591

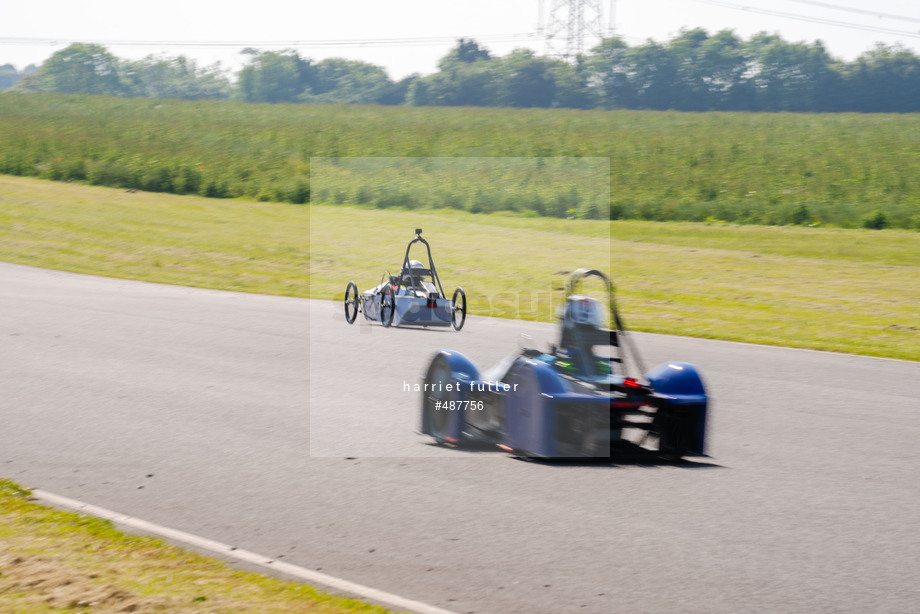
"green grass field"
2,175,918,360
3,93,920,228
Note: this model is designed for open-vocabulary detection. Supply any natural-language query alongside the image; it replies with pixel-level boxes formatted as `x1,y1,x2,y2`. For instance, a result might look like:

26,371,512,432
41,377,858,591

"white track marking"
31,489,458,614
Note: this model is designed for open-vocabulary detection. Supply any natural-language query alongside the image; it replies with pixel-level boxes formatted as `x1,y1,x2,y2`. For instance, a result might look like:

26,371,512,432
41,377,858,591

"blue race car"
344,229,466,330
419,269,708,459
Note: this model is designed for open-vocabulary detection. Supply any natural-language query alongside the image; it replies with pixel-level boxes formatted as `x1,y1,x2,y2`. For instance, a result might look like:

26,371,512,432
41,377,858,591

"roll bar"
563,267,647,377
400,229,446,297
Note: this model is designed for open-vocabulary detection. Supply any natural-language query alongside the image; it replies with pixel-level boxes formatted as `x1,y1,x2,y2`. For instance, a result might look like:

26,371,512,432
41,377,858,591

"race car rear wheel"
381,283,396,328
655,406,695,461
451,287,467,331
344,281,359,324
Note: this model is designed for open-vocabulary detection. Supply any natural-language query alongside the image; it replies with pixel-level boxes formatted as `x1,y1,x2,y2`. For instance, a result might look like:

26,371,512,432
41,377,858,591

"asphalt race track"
3,261,919,614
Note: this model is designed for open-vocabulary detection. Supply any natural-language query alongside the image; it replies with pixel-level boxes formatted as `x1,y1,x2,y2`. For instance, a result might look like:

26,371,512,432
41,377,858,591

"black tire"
451,287,467,331
381,283,396,328
344,281,359,324
423,354,455,444
656,407,689,461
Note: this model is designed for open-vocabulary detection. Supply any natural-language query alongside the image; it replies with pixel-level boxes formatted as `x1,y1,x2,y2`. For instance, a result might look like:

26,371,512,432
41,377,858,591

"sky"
3,0,920,79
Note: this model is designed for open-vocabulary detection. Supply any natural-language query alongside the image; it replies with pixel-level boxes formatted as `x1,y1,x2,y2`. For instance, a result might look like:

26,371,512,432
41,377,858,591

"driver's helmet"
563,295,606,329
403,259,426,275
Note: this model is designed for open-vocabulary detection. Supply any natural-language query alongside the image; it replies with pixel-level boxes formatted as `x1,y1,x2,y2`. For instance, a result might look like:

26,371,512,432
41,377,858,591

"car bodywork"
344,229,466,330
419,268,708,459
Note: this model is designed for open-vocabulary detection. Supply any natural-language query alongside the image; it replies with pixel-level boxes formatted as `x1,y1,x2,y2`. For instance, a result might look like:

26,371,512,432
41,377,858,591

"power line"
686,0,920,39
0,33,542,51
779,0,920,24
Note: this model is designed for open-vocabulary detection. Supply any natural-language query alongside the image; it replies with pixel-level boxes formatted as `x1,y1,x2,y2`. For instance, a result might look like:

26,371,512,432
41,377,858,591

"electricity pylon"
539,0,613,60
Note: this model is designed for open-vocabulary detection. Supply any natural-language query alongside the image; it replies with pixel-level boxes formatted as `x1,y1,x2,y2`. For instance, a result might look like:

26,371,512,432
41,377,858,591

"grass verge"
1,174,918,360
0,480,393,613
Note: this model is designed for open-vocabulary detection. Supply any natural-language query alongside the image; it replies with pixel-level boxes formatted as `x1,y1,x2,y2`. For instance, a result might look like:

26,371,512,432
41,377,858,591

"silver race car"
344,229,466,330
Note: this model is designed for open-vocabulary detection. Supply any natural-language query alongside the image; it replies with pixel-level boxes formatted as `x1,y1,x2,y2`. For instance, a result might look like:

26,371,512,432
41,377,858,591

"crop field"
310,156,610,219
2,92,920,228
2,175,918,361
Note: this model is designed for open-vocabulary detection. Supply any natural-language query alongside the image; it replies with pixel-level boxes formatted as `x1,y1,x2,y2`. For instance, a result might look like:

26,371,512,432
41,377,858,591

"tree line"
4,29,920,112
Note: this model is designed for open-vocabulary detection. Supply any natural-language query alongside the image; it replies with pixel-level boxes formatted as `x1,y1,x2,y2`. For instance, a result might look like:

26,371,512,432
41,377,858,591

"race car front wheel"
344,281,359,324
381,283,396,328
423,354,455,444
451,287,467,331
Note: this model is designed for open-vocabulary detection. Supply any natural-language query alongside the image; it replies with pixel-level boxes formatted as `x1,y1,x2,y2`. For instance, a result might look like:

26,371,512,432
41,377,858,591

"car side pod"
503,359,572,458
645,361,709,457
420,350,480,444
